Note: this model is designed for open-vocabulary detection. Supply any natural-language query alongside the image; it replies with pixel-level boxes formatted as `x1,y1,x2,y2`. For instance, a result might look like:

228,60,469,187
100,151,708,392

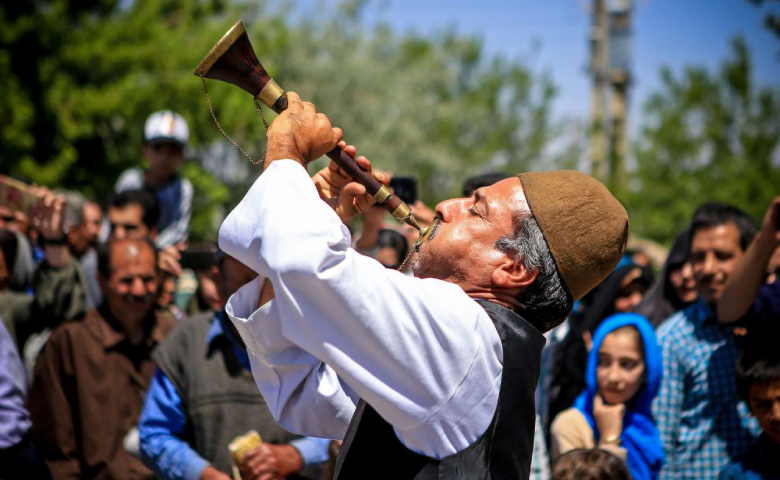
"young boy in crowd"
719,352,780,480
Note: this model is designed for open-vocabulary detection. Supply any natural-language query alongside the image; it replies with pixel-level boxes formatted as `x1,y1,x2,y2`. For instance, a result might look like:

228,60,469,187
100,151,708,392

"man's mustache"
122,292,153,303
414,216,442,251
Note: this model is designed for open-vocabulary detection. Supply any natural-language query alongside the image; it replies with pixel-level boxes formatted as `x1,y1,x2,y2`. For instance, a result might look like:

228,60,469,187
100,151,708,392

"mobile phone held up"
179,248,218,271
389,177,417,205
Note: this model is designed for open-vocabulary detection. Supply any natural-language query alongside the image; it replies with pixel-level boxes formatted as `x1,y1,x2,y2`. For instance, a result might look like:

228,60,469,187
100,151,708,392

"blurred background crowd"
1,1,779,480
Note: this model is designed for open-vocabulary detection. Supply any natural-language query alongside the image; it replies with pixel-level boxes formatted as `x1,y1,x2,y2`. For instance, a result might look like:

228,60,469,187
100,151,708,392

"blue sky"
290,0,780,127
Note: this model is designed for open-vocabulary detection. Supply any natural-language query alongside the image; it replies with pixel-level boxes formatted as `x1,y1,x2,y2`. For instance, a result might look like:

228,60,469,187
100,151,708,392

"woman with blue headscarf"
550,313,664,480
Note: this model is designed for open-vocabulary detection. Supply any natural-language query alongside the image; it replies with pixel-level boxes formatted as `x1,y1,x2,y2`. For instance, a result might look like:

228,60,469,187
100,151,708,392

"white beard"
410,250,425,275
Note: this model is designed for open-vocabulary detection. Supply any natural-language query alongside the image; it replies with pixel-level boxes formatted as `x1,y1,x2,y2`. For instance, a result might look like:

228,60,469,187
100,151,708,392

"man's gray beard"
411,250,425,274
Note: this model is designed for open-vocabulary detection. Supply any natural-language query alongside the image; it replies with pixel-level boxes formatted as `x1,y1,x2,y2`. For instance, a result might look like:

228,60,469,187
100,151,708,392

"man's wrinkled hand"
264,92,343,170
238,443,303,480
312,141,388,225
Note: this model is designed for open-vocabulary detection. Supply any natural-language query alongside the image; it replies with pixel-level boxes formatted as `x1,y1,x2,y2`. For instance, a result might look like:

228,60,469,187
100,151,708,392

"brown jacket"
28,306,176,480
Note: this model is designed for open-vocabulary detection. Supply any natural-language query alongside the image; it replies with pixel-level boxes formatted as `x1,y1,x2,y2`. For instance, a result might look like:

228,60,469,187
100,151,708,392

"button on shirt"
653,300,760,480
138,313,330,480
29,307,177,480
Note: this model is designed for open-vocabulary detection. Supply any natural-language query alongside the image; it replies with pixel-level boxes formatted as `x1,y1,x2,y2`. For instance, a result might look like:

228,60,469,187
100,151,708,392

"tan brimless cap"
517,170,629,301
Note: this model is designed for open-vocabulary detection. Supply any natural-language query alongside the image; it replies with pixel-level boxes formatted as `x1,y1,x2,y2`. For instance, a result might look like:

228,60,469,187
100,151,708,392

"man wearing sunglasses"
115,110,193,249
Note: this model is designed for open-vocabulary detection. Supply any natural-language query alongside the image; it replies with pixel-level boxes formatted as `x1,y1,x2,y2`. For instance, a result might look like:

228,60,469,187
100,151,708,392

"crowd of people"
0,106,778,480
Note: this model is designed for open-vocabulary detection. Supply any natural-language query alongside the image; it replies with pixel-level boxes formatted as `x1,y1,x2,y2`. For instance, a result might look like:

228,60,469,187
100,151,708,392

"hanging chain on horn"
200,76,270,166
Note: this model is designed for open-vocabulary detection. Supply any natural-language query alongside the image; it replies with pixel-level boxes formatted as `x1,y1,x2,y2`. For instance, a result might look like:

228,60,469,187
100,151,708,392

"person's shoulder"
657,305,697,342
551,407,594,453
56,309,101,337
551,408,590,433
179,176,193,191
43,310,101,356
155,312,211,353
164,312,211,341
154,309,184,339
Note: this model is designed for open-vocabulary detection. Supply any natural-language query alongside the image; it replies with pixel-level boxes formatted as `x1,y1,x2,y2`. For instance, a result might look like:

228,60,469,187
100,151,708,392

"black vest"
335,300,546,480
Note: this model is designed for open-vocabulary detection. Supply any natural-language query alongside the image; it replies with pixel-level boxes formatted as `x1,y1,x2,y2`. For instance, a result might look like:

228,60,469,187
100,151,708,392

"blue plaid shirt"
653,300,760,480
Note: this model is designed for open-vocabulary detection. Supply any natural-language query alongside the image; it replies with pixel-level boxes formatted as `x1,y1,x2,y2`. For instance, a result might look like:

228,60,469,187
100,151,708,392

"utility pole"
588,0,633,191
589,0,609,182
608,0,632,194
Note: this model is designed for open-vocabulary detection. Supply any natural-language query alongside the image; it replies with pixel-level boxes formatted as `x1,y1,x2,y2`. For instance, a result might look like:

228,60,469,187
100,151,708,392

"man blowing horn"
219,92,629,480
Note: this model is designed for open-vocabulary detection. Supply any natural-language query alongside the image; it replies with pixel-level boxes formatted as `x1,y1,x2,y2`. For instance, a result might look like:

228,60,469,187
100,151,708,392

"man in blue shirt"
139,252,329,480
653,203,761,480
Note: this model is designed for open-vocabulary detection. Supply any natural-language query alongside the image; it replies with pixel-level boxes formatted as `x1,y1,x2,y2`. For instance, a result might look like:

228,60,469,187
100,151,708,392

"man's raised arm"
717,197,780,322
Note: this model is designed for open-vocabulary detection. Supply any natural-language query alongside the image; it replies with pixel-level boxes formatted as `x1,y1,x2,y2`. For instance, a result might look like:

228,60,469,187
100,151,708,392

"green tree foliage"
1,0,557,241
626,38,780,244
0,0,240,241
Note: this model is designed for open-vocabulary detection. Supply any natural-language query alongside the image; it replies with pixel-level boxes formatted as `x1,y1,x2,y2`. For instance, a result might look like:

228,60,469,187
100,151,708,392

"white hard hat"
144,110,189,145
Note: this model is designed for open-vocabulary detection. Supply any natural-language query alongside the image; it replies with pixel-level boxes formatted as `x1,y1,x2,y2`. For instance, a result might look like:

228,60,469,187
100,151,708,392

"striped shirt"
653,300,760,480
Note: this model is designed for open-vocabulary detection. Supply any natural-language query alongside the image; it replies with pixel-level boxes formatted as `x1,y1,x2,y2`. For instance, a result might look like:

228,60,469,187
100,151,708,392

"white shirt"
220,160,503,459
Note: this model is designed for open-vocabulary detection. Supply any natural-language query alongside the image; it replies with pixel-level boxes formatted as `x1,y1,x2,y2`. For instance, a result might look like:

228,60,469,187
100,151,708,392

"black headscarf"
580,264,655,335
633,230,694,327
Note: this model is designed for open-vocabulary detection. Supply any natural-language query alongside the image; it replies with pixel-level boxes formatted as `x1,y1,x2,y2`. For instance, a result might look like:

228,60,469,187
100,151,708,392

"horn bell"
193,20,273,98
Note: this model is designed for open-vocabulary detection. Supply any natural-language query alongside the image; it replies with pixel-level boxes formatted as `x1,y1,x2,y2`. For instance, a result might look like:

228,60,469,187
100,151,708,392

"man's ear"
491,254,539,291
150,227,159,241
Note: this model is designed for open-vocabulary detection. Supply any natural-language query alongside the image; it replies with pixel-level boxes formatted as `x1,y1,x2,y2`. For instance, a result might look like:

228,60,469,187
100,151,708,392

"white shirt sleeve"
226,276,360,441
220,160,503,459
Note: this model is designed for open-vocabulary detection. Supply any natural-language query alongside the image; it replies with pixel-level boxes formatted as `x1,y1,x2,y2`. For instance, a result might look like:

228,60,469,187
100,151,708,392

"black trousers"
0,435,52,480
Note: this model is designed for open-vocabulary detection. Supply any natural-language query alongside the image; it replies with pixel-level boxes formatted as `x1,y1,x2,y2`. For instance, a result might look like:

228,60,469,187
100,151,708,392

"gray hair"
494,215,572,333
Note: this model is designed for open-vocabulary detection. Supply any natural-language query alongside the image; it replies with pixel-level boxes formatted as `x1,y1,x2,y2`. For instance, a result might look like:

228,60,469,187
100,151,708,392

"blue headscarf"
573,313,664,480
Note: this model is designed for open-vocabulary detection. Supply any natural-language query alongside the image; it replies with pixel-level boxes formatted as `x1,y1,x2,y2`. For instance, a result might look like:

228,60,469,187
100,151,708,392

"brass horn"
194,20,421,230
